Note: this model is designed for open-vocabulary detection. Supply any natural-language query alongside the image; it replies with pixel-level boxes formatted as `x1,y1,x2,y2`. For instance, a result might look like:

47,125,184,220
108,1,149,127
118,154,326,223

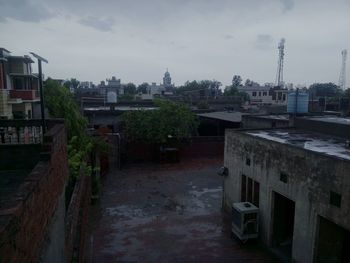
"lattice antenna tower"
275,38,285,87
339,49,347,90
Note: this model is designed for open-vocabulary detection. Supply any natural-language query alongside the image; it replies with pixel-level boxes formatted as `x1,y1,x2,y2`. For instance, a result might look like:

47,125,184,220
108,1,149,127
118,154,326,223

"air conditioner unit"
231,202,259,242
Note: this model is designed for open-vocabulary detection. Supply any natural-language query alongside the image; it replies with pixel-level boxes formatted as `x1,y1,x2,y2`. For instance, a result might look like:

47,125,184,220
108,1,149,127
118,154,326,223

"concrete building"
0,48,40,119
237,85,288,106
223,116,350,262
242,114,290,129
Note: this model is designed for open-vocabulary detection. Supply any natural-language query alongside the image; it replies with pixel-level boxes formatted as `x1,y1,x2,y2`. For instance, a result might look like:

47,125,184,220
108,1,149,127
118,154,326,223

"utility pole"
30,52,48,134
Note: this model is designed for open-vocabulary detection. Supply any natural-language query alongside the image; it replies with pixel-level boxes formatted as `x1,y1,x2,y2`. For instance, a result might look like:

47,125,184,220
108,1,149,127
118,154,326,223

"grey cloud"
0,0,53,23
223,34,235,40
79,16,115,32
255,34,274,50
279,0,294,12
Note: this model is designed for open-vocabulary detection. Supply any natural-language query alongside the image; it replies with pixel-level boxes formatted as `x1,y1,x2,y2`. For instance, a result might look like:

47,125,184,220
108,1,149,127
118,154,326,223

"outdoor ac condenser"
231,202,259,242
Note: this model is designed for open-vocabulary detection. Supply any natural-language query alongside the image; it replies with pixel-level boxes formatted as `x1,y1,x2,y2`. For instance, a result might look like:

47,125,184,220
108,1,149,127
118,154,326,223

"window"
283,94,286,101
330,191,341,208
258,92,261,96
246,158,251,166
263,92,267,96
241,174,246,201
280,172,288,183
241,174,260,207
252,92,257,97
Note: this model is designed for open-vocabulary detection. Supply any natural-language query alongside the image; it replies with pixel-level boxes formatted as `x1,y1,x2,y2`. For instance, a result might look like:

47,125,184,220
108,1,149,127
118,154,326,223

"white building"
237,85,288,105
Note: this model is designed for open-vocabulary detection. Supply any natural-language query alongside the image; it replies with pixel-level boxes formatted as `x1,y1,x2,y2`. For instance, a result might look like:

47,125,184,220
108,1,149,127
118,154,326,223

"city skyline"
1,0,350,86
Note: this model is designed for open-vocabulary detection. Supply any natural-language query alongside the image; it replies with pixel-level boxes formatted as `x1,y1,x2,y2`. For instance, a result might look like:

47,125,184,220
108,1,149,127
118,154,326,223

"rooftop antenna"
275,38,285,87
339,49,347,90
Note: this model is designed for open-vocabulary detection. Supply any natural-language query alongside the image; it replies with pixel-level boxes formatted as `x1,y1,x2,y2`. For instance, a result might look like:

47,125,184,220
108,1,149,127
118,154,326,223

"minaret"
163,68,172,87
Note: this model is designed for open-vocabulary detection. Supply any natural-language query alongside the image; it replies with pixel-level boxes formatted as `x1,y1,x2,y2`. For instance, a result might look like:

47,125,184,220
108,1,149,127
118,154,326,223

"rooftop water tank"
287,90,309,114
107,91,117,103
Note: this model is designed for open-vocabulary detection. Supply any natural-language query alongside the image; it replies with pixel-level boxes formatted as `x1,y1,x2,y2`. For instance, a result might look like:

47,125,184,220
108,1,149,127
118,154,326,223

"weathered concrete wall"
242,115,290,129
223,130,350,263
294,117,350,139
126,136,224,163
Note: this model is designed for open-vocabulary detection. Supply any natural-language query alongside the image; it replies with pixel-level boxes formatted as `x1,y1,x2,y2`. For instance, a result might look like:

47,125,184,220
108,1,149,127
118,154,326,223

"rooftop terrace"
301,116,350,126
245,129,350,161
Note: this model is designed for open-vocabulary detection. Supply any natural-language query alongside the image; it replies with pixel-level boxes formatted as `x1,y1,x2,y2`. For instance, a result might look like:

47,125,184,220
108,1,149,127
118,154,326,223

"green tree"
308,83,340,97
223,86,249,101
44,78,93,178
118,93,134,101
122,100,198,145
176,80,222,95
124,83,137,94
232,75,242,87
137,82,149,94
343,88,350,98
63,78,80,90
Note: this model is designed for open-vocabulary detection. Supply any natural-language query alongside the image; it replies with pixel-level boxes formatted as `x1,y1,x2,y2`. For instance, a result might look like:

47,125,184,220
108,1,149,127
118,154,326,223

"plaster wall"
223,130,350,263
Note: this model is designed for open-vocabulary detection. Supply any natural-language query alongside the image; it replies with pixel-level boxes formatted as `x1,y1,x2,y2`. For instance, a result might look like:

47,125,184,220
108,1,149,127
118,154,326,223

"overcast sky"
1,0,350,87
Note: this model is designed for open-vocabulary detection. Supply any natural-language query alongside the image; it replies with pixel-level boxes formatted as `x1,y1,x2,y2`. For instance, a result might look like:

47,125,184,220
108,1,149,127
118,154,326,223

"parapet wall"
0,123,69,263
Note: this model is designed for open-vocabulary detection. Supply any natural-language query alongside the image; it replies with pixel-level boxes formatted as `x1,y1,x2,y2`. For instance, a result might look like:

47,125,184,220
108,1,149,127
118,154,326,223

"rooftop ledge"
238,129,350,161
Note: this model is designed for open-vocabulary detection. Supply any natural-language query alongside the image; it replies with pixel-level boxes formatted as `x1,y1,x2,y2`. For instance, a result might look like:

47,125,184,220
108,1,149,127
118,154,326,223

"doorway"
272,191,295,259
316,216,350,263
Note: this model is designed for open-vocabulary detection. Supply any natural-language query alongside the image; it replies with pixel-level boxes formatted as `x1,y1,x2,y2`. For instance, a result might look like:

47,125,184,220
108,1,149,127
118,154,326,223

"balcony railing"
0,119,64,145
9,90,40,101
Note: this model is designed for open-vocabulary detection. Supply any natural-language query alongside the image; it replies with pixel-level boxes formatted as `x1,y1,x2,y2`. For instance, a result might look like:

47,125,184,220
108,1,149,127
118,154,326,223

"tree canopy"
232,75,242,88
122,100,198,145
175,80,222,96
223,86,249,101
124,83,137,94
137,82,149,94
308,82,341,97
44,78,93,178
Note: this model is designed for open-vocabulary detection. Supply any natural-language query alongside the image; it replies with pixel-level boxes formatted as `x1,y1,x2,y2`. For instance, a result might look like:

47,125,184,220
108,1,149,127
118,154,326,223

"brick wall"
0,123,69,263
125,136,224,163
65,174,91,263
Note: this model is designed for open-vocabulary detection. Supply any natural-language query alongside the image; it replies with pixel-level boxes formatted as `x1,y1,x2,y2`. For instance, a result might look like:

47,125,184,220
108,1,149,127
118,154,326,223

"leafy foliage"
63,78,80,90
223,86,249,101
232,75,242,87
308,82,341,97
175,80,221,95
124,83,137,94
122,100,198,144
137,82,149,94
118,93,134,101
343,88,350,98
44,78,93,178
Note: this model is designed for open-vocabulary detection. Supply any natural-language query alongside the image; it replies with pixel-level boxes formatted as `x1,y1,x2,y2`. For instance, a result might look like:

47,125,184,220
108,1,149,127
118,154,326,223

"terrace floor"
89,158,277,263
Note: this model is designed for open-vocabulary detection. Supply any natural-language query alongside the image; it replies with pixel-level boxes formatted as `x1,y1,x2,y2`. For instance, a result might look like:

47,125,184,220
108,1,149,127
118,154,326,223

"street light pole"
30,52,48,134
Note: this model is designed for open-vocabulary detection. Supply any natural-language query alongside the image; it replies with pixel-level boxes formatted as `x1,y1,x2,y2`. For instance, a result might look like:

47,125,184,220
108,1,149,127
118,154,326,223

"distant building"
140,70,175,100
0,48,40,119
237,85,288,106
223,115,350,262
99,76,124,95
163,69,172,87
78,81,95,89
